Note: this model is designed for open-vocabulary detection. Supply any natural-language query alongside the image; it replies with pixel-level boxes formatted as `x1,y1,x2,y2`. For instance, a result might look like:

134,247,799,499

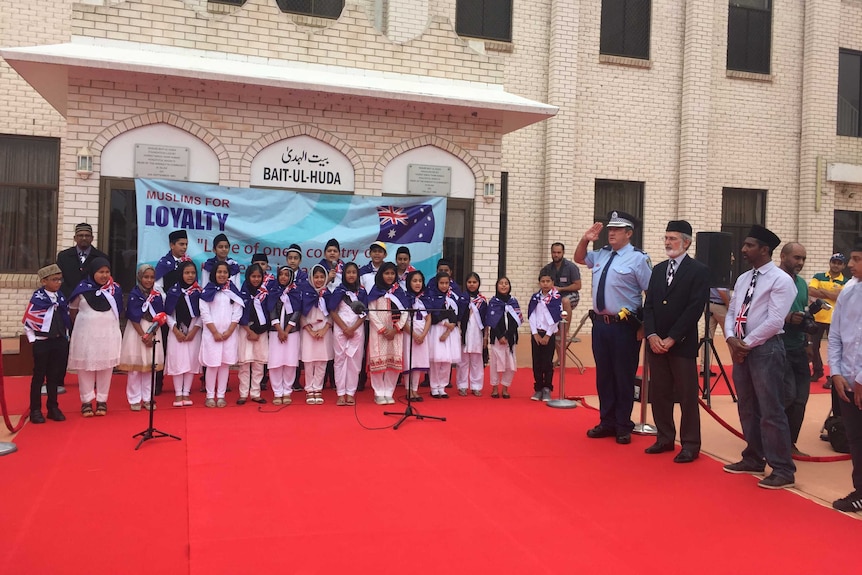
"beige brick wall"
0,0,72,339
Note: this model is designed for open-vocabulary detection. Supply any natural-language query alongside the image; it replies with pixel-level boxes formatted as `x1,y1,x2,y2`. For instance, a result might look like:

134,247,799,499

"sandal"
81,402,94,417
336,395,346,406
283,396,292,405
95,402,108,416
502,389,511,399
272,397,283,406
491,387,500,399
472,390,482,397
345,395,355,406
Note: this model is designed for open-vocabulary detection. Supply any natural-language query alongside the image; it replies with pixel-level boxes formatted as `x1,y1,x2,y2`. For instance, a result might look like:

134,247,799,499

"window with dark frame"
838,49,862,137
456,0,513,43
721,187,766,281
833,210,862,262
593,179,645,249
600,0,651,61
276,0,344,19
726,0,772,74
0,135,59,273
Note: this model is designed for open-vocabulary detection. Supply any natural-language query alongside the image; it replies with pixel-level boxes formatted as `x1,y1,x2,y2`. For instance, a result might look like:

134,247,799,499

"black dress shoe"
30,410,46,424
644,442,674,454
46,407,66,422
251,397,267,404
616,433,632,445
674,450,699,463
586,425,616,439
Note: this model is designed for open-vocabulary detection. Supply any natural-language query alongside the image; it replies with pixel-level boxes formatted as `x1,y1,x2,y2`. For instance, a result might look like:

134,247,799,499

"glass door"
99,177,138,292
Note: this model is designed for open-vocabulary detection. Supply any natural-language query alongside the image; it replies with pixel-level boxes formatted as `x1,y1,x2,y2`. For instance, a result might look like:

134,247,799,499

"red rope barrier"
0,339,30,434
565,396,598,411
698,397,850,462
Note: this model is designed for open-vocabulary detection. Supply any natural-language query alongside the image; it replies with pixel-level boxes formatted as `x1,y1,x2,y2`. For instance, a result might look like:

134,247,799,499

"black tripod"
383,307,446,430
133,334,182,450
698,304,737,407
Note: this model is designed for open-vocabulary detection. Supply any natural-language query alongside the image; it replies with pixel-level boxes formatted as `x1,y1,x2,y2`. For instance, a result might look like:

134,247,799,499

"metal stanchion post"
548,311,578,409
632,340,656,435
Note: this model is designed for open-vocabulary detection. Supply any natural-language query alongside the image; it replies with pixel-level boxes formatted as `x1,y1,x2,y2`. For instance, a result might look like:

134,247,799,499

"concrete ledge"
726,69,773,82
0,274,37,290
599,54,651,69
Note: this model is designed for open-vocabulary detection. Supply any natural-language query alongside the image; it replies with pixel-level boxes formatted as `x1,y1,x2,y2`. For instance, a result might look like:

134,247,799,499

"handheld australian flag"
376,205,435,244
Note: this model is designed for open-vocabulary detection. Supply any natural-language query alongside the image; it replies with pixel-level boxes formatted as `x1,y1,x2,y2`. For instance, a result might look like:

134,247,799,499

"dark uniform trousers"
592,319,640,434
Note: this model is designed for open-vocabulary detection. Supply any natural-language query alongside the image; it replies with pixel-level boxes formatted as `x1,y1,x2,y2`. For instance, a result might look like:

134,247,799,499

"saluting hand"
583,222,603,242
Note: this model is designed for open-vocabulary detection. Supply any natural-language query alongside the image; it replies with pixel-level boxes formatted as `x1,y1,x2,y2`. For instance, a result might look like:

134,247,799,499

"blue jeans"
732,336,796,480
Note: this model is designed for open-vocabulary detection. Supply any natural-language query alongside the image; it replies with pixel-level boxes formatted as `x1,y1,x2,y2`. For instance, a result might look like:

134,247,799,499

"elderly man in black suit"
643,220,710,463
56,222,110,298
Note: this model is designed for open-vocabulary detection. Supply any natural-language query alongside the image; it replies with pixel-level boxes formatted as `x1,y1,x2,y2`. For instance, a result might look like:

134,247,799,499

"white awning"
1,38,557,133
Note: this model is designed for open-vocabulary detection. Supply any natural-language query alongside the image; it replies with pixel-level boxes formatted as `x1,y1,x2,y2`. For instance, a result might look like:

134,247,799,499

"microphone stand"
382,306,446,430
133,330,182,450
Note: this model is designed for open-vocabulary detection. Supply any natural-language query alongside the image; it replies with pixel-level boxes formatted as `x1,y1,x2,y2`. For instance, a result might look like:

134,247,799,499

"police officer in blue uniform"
575,211,652,444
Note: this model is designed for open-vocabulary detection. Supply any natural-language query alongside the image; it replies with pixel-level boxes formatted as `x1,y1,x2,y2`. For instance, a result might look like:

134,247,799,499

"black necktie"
667,259,676,286
595,251,617,312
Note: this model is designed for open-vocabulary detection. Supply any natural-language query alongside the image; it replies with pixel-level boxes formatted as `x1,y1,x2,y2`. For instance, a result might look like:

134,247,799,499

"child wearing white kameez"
402,270,431,402
367,262,408,405
237,264,270,405
328,262,367,406
300,264,333,404
119,264,165,412
68,257,123,417
486,277,521,399
425,272,464,399
267,266,302,405
456,272,488,397
199,261,244,408
163,261,203,407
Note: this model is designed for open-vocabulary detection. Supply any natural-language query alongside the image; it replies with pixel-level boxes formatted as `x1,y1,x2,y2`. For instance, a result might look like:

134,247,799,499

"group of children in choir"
25,228,564,421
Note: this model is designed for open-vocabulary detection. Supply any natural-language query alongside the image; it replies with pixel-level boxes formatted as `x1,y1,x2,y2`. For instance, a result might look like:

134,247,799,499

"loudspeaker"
695,232,733,288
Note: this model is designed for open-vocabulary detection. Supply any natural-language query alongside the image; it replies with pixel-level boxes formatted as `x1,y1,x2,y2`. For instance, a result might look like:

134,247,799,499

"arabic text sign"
249,135,354,191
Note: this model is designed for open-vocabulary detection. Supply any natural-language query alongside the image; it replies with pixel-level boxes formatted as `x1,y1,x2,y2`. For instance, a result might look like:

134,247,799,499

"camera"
800,299,831,334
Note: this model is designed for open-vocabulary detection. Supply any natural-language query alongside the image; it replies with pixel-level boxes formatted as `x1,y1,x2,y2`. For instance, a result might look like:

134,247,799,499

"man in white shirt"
723,225,797,490
827,242,862,513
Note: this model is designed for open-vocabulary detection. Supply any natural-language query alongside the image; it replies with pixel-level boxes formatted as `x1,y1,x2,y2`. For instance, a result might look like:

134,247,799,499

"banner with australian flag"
136,178,446,280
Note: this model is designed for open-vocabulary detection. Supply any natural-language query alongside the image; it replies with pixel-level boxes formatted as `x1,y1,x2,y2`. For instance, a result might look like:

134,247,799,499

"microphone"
145,312,168,336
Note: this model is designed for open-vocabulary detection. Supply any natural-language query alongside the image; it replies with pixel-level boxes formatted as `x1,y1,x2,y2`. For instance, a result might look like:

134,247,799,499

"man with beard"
539,242,582,325
56,223,109,298
723,225,797,489
777,242,811,456
642,221,709,463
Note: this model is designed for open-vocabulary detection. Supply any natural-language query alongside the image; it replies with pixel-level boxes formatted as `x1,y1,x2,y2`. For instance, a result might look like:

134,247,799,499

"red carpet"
0,370,855,575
